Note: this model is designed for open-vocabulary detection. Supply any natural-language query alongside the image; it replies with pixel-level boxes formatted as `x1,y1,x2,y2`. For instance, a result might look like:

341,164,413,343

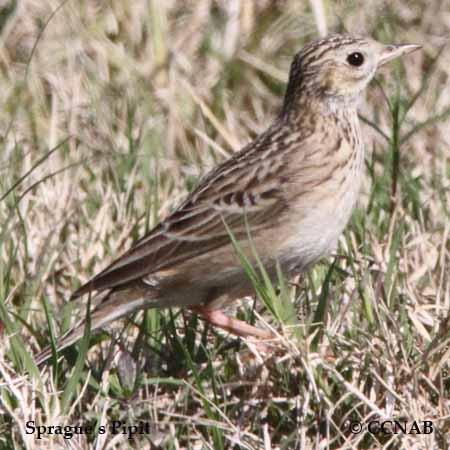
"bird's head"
283,34,421,113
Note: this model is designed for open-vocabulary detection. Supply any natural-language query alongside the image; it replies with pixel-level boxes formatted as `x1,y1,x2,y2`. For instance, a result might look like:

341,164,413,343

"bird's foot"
190,306,274,341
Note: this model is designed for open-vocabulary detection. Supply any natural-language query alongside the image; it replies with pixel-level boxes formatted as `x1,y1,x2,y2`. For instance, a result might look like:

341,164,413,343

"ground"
0,1,449,449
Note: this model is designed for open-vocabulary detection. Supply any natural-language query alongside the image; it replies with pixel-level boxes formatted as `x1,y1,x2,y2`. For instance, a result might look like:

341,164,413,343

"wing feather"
72,124,296,298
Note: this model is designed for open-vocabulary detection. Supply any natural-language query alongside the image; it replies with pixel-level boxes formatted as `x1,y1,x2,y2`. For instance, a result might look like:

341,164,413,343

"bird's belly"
280,179,360,273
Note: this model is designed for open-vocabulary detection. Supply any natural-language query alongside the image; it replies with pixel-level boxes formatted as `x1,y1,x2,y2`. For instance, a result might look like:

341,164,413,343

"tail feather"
35,285,156,365
35,322,88,365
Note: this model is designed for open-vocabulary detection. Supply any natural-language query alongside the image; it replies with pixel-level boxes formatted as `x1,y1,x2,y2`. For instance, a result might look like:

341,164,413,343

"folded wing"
72,126,295,299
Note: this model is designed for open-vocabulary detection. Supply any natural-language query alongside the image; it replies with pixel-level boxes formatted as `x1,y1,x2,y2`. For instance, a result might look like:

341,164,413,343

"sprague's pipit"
36,34,421,363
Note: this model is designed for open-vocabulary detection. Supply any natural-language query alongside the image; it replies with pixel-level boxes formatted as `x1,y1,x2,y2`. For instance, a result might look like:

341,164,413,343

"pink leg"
191,306,274,340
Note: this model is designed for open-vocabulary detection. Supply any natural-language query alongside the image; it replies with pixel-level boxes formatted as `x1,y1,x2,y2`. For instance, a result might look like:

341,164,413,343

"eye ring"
347,52,365,67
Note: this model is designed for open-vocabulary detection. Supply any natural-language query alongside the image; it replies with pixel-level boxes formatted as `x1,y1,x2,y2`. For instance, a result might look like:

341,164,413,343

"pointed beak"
378,43,422,67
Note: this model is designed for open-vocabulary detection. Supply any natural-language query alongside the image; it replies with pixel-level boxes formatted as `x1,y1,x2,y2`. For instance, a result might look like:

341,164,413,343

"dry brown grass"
0,1,449,449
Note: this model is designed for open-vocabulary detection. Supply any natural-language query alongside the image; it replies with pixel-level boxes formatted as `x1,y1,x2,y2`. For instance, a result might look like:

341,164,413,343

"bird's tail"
35,284,155,365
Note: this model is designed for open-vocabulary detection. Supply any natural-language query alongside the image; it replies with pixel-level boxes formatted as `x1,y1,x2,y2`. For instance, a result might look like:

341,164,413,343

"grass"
0,0,449,449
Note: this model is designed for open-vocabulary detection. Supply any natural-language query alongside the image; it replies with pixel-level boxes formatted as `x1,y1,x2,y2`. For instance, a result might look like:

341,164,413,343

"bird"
36,34,421,364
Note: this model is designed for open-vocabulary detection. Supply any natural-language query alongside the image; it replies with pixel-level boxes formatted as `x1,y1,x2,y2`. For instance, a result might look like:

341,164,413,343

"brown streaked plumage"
36,34,421,364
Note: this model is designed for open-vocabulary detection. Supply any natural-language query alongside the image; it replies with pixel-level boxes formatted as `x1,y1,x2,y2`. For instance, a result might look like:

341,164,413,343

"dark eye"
347,52,365,67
